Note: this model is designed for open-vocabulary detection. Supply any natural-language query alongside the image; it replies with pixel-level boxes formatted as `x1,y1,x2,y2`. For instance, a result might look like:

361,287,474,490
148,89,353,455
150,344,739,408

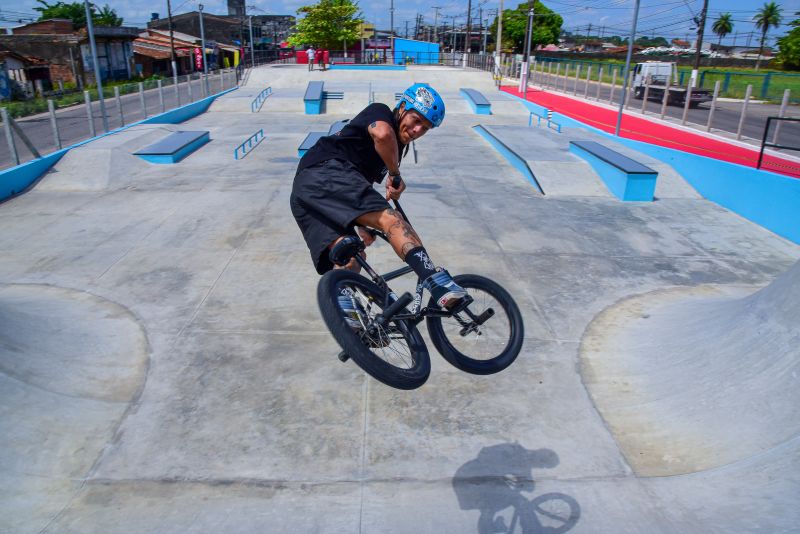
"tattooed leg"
354,209,423,260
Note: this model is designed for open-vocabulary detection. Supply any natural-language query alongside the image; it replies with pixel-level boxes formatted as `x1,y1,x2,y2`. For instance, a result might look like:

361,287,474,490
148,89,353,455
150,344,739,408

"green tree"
753,1,783,69
287,0,363,51
33,0,123,28
776,11,800,69
489,1,562,53
712,13,734,45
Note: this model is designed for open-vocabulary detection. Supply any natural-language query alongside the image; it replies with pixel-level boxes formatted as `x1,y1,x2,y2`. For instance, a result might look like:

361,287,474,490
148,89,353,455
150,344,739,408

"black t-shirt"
296,103,403,184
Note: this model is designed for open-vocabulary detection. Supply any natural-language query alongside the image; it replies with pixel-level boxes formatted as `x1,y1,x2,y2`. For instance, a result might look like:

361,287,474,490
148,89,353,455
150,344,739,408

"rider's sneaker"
423,269,469,311
338,289,362,331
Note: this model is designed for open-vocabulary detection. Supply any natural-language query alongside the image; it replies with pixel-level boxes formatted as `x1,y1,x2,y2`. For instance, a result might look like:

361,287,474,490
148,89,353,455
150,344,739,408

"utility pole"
248,15,255,67
520,3,533,97
405,20,409,38
199,4,208,94
390,0,395,60
478,5,482,53
166,0,178,86
466,0,472,54
495,0,504,80
451,16,457,52
690,0,709,87
616,0,641,136
432,6,442,44
83,0,108,133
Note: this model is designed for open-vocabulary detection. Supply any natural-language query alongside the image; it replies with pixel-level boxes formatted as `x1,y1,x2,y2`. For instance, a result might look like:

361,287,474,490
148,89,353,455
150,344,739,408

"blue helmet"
395,83,445,128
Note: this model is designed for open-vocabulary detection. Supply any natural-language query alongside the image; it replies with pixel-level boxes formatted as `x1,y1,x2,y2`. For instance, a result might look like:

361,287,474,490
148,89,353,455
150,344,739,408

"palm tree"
712,13,733,47
753,1,783,70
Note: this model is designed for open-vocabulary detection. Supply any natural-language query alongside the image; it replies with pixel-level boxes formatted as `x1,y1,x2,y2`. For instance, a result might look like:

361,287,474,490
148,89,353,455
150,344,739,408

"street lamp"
519,4,533,97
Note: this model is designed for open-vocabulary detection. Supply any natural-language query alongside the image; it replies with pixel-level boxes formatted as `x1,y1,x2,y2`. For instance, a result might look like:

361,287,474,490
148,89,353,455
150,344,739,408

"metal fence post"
723,72,731,93
547,62,552,88
706,80,721,132
562,64,569,92
609,69,617,104
596,67,603,100
760,72,771,99
158,79,165,113
641,79,650,114
573,64,581,95
47,100,61,150
555,63,561,91
624,71,634,110
187,75,193,102
681,85,692,125
1,108,20,166
660,71,671,119
736,84,752,140
114,86,124,126
174,74,181,106
84,90,96,138
220,70,224,93
139,82,147,118
583,65,591,99
772,89,791,144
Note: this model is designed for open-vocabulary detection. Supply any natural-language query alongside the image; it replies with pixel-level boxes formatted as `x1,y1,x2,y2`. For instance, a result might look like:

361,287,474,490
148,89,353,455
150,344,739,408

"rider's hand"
356,226,376,246
385,175,406,201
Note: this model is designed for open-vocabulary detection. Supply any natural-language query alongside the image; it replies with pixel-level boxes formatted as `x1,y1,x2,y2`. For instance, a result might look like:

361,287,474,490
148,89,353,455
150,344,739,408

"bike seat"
329,235,365,266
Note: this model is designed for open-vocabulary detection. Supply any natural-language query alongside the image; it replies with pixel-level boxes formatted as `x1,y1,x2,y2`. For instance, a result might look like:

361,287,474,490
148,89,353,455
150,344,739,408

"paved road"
531,71,800,149
0,72,235,171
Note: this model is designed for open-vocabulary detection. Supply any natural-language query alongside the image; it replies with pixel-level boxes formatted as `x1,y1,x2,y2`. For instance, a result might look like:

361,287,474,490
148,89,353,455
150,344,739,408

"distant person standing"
306,47,316,71
317,48,326,71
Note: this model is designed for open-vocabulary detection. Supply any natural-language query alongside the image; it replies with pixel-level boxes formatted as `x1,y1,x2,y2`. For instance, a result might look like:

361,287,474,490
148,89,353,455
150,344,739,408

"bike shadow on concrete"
453,443,581,533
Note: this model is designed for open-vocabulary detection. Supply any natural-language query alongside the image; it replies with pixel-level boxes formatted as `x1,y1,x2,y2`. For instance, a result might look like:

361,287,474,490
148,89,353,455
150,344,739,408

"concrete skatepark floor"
1,65,799,533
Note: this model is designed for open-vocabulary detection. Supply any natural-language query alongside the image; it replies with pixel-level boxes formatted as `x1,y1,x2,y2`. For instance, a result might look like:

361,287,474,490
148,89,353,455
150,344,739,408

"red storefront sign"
194,47,203,70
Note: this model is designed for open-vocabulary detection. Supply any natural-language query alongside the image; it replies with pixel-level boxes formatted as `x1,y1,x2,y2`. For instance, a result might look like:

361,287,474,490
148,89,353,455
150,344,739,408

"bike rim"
339,280,418,370
439,287,512,360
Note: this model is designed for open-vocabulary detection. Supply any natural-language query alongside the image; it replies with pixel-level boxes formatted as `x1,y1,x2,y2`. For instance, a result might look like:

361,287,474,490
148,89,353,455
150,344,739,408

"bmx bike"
316,190,524,390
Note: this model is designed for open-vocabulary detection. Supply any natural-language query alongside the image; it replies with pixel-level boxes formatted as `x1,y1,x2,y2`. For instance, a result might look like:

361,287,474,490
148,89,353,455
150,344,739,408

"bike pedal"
448,294,474,314
337,350,350,362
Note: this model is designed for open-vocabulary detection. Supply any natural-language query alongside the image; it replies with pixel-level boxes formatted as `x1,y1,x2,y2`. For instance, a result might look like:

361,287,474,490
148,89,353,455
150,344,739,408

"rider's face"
398,107,432,144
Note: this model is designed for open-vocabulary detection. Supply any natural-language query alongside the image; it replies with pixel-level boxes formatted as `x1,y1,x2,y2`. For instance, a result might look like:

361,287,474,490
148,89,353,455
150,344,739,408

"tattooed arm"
368,120,406,200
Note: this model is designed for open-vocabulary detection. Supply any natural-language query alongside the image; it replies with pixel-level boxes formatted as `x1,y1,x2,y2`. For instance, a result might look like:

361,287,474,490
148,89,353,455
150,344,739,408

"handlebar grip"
391,175,401,189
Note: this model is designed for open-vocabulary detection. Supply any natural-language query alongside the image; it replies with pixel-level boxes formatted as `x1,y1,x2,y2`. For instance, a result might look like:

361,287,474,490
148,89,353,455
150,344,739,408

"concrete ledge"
460,88,491,115
569,141,657,201
328,65,407,71
304,81,324,114
134,131,210,164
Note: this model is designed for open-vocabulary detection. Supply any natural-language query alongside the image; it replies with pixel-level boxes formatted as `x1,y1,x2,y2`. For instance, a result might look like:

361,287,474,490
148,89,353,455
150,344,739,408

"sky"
1,0,797,47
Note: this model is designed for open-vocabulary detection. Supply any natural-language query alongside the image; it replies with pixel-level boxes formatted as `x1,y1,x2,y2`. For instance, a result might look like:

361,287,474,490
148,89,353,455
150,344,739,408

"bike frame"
346,197,485,333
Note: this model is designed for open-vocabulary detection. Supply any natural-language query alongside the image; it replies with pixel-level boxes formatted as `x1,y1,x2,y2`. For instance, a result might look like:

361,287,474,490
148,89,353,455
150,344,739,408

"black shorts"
290,159,390,274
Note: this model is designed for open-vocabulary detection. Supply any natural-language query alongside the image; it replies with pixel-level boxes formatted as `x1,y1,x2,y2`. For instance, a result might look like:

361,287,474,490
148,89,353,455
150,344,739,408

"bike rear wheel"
318,269,430,390
426,274,524,375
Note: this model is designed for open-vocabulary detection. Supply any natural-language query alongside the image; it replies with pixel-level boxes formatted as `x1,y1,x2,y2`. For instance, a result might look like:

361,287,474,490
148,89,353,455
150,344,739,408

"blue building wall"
393,39,439,65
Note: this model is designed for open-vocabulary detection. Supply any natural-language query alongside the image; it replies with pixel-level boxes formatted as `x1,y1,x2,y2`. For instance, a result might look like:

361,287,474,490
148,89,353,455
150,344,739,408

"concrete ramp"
36,126,178,191
581,260,800,476
0,284,148,533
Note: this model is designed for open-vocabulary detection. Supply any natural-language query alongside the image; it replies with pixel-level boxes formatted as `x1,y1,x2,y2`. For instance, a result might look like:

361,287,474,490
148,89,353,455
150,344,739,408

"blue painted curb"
329,65,407,70
0,87,238,203
473,125,544,194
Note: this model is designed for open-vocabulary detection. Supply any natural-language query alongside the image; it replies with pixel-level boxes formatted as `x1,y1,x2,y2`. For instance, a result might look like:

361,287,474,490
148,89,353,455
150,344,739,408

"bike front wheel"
426,274,524,375
318,269,431,390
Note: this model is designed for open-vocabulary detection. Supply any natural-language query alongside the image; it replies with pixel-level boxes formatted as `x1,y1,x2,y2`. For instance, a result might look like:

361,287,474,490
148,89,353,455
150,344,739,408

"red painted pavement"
501,86,800,179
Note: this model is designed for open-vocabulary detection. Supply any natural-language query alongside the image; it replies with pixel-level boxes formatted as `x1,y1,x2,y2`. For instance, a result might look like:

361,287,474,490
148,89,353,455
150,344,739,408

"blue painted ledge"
329,65,406,70
0,87,237,203
473,125,544,194
501,90,800,245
